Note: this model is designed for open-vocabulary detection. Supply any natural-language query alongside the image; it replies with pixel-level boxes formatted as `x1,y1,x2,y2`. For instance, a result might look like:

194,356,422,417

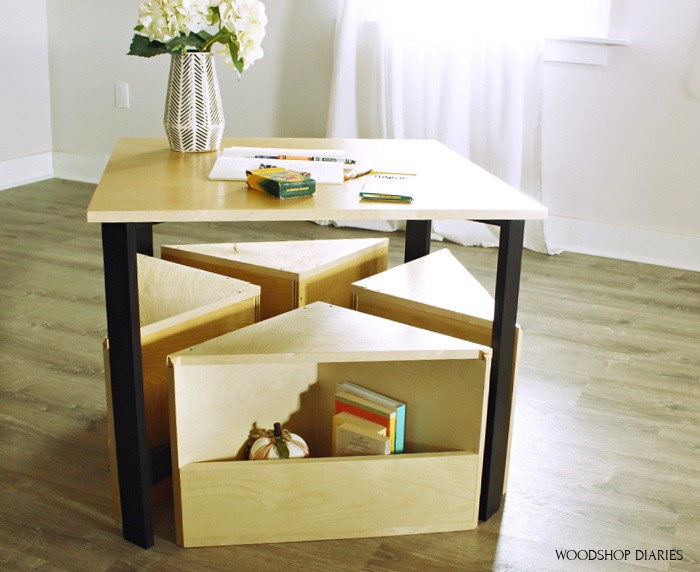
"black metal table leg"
101,223,154,549
479,219,524,521
135,223,154,256
404,220,432,262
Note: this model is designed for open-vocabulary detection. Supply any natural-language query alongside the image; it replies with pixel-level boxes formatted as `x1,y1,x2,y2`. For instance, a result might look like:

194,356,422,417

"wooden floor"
1,179,698,571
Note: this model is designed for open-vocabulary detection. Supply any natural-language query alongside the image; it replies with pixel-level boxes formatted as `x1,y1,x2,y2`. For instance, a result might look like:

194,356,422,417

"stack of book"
332,381,406,457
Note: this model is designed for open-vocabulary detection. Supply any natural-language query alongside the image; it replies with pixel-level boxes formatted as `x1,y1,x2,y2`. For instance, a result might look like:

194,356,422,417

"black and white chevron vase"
164,52,224,152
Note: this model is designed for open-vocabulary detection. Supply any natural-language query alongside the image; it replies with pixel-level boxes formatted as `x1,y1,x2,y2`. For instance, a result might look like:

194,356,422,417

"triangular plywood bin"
161,238,388,320
104,254,260,516
350,249,522,491
168,302,491,547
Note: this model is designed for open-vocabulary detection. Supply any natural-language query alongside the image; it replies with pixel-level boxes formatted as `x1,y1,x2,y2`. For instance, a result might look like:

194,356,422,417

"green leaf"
227,41,244,74
166,33,208,53
210,7,221,26
128,34,168,58
274,436,290,459
198,30,217,51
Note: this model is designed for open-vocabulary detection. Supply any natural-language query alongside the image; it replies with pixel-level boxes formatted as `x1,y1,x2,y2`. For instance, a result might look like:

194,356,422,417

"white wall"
542,0,700,270
0,0,53,189
46,0,338,181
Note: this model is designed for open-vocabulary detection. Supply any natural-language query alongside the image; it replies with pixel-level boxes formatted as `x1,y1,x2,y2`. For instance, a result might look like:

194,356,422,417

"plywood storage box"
351,248,522,489
161,238,389,320
168,302,491,547
104,254,260,513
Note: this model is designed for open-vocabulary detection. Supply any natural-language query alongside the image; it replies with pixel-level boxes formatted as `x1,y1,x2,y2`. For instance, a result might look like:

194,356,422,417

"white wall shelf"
544,36,631,66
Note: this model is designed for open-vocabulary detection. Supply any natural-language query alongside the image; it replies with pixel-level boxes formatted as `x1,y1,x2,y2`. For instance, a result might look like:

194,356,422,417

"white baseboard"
546,215,700,272
52,152,109,184
0,153,54,191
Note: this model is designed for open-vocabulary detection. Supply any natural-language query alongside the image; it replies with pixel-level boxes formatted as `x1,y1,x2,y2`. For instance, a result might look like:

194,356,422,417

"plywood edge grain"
162,245,302,281
162,238,390,282
168,364,186,546
168,347,489,367
353,288,495,331
87,207,548,225
140,295,259,343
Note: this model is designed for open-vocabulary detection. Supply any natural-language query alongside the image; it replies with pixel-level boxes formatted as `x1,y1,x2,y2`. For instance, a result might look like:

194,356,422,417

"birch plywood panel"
168,303,490,546
316,360,489,458
352,249,522,489
351,249,522,355
168,359,489,464
161,238,388,319
104,255,260,514
353,249,496,329
176,453,479,547
169,362,319,467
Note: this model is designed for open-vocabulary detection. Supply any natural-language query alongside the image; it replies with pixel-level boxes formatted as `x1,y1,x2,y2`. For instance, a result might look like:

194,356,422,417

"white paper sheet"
209,146,346,184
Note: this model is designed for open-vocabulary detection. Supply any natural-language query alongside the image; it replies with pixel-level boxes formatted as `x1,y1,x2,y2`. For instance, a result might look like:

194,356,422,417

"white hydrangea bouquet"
128,0,267,75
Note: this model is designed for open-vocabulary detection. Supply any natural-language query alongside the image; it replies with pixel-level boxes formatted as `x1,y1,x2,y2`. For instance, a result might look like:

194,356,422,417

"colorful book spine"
331,411,387,454
336,382,406,454
334,423,391,457
334,395,395,452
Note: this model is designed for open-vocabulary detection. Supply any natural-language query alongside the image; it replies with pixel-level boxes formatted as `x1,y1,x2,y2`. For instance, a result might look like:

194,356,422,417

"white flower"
131,0,267,75
137,0,212,43
217,0,267,70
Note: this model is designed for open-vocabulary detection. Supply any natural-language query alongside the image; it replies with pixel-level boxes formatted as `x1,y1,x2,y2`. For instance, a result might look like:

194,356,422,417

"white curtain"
326,0,556,253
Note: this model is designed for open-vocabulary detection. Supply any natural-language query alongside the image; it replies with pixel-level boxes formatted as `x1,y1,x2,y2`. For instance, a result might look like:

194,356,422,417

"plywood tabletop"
86,137,547,223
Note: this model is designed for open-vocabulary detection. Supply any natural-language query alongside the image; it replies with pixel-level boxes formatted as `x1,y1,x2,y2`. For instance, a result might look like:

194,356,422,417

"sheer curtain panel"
326,0,555,253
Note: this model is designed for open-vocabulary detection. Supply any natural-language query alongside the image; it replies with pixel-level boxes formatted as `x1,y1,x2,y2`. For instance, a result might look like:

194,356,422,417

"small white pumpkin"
248,422,310,460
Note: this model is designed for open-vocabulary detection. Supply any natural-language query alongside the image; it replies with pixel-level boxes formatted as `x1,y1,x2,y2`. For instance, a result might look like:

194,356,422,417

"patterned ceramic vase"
164,52,224,153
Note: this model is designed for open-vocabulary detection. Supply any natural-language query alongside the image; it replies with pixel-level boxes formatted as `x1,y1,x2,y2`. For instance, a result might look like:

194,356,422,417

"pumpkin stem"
273,422,290,459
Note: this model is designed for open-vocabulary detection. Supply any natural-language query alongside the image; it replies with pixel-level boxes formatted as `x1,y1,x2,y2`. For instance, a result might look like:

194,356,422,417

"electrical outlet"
114,83,130,109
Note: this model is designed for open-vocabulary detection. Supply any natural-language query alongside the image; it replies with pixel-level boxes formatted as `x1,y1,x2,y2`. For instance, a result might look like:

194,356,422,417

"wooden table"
87,137,547,548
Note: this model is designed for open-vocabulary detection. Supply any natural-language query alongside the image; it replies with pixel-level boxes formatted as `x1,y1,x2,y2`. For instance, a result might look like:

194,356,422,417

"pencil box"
246,167,316,199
